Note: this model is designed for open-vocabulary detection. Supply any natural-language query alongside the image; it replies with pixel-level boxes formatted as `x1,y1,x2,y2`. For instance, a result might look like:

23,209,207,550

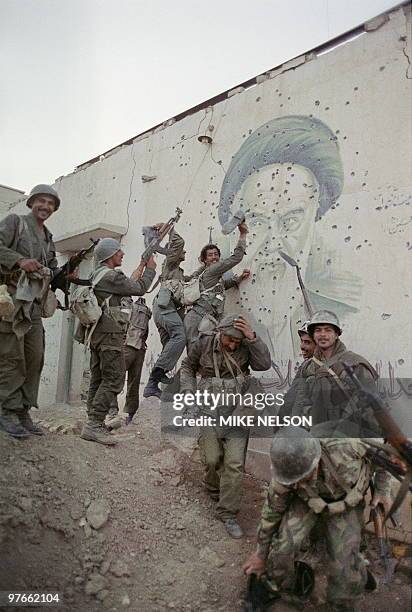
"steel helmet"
307,310,342,336
94,238,122,263
270,427,321,486
27,184,61,210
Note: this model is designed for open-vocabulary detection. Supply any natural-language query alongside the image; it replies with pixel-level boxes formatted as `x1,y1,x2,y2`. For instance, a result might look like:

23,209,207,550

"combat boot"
0,410,30,438
224,518,244,538
80,421,117,446
156,368,174,385
18,411,44,436
143,368,164,399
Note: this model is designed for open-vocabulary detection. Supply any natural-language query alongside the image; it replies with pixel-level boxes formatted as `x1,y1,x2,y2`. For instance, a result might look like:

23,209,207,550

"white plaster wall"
1,6,411,408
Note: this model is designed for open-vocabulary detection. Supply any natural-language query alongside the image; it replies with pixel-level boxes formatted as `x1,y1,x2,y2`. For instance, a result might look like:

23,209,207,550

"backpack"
182,270,220,306
69,267,110,326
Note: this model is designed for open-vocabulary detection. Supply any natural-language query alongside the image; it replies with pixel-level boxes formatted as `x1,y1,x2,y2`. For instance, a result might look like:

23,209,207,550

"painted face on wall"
230,163,320,344
238,163,319,274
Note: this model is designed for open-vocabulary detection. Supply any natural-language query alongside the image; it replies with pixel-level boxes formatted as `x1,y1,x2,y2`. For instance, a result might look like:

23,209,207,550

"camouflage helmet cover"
307,310,342,336
27,184,61,210
270,427,321,485
297,321,310,337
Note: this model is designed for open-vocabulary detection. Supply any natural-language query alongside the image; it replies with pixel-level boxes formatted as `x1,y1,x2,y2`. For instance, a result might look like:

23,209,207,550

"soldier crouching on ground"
0,184,75,438
79,238,156,446
243,427,391,612
180,314,271,539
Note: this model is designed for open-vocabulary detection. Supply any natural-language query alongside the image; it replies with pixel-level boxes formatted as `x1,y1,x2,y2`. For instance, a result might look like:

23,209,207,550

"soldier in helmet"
0,184,76,438
79,238,156,446
180,314,271,539
243,427,391,612
298,321,316,360
275,322,315,430
291,310,384,437
184,222,250,347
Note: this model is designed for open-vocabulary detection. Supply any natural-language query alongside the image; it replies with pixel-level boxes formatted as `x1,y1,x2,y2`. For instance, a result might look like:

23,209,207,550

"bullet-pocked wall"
2,6,411,408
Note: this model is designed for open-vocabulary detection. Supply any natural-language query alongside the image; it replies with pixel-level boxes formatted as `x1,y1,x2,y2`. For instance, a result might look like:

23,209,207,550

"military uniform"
184,235,246,346
291,340,382,436
85,265,155,428
0,212,60,425
180,328,271,521
144,229,202,396
108,297,151,420
256,438,391,610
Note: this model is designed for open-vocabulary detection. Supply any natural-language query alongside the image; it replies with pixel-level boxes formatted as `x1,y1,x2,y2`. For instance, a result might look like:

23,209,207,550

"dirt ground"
0,401,411,612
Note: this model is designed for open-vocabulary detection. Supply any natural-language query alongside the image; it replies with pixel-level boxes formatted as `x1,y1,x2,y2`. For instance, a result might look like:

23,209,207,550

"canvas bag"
16,216,58,318
182,270,221,307
69,267,110,326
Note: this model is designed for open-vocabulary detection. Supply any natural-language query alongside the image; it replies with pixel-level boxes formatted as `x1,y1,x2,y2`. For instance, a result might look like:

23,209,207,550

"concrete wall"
0,184,25,217
1,6,411,409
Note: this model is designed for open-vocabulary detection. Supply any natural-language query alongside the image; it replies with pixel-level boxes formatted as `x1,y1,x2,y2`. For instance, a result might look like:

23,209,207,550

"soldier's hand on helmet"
146,255,157,270
242,552,266,577
233,316,256,341
17,258,43,273
238,222,249,235
238,269,251,282
371,493,392,517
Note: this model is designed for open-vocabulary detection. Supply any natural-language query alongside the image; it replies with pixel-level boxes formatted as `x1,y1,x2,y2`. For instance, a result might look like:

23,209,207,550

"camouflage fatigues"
0,213,61,415
184,235,246,346
181,331,271,519
256,438,391,609
291,340,382,436
86,266,155,424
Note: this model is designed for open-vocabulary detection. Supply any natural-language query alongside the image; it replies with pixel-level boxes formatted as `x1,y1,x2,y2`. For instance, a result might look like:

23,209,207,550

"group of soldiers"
0,184,402,612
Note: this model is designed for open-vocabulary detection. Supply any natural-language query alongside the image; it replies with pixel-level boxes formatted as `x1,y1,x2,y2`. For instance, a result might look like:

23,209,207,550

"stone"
153,449,183,476
17,497,33,512
169,475,182,487
86,500,110,530
199,546,225,568
111,560,131,577
84,573,106,596
97,589,110,601
121,593,130,607
100,559,111,575
84,523,92,538
70,506,83,521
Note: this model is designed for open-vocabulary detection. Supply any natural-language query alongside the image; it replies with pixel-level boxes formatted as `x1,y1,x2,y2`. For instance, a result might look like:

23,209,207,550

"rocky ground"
0,401,411,612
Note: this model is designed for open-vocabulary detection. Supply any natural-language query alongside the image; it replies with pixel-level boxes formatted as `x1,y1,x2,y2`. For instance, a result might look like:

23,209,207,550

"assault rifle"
51,238,99,309
344,362,412,524
133,207,183,281
343,362,412,469
370,503,398,584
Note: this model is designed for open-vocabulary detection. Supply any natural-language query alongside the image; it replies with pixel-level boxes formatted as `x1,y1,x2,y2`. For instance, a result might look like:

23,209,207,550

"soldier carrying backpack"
73,237,156,446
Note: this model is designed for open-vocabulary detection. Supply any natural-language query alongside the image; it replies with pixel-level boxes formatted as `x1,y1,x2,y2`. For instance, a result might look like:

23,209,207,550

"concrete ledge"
54,223,127,253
